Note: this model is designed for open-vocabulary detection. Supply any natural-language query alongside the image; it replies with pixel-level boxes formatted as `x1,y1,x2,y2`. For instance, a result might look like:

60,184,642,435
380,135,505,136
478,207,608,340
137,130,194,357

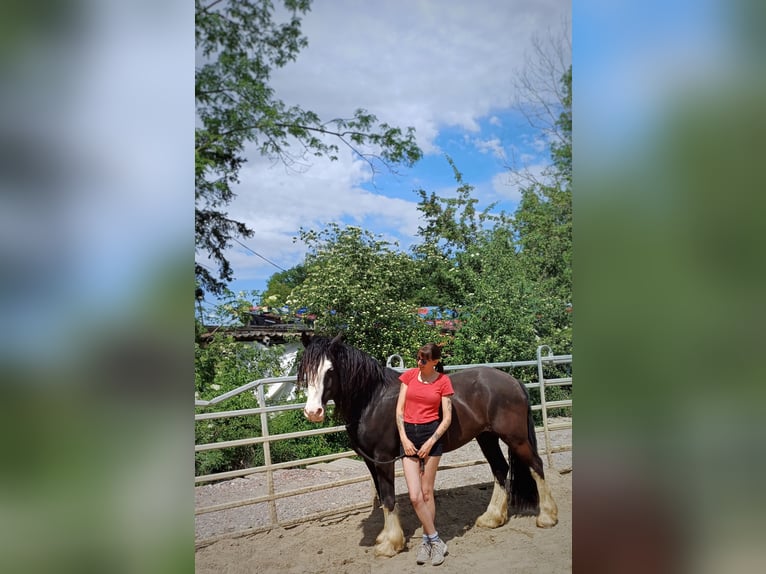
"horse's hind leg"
530,464,558,528
474,433,510,528
508,439,558,528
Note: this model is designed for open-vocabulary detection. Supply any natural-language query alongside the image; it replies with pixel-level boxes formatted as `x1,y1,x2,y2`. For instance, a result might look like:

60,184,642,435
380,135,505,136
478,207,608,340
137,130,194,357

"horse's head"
298,332,342,423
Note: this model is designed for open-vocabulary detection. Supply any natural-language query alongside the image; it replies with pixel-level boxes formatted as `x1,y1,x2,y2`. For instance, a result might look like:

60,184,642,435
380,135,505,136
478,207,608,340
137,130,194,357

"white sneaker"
430,538,448,566
415,539,431,564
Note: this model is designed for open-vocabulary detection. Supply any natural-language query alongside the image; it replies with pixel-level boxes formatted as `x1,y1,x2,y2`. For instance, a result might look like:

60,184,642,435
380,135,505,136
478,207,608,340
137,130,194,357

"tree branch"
200,0,226,15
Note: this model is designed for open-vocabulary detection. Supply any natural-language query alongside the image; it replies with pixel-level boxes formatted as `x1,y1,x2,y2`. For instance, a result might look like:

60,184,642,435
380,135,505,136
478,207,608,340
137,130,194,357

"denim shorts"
400,420,444,457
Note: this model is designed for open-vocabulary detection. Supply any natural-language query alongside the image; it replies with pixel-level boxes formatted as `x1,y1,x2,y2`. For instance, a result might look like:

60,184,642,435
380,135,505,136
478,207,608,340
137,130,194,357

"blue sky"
198,0,571,313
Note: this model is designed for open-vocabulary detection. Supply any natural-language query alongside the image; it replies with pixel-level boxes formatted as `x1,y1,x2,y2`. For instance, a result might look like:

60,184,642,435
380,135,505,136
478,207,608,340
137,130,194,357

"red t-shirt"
399,368,454,424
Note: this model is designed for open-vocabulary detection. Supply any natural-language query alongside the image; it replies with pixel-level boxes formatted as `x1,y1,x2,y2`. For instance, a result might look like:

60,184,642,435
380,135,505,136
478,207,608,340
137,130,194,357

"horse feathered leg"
531,468,558,528
373,462,404,557
375,503,404,557
506,403,558,527
474,433,510,528
475,480,508,528
508,444,540,516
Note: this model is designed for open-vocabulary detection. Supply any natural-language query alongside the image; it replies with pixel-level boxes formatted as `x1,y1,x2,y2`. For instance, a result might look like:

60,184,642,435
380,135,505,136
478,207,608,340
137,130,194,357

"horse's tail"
508,380,541,516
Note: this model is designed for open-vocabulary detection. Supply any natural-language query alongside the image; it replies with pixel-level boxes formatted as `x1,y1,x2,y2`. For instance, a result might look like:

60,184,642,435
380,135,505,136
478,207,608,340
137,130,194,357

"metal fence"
194,345,572,544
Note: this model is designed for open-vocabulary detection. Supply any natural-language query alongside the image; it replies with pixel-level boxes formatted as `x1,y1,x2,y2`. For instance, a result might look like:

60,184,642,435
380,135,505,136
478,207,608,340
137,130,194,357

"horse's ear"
330,332,343,347
301,331,312,348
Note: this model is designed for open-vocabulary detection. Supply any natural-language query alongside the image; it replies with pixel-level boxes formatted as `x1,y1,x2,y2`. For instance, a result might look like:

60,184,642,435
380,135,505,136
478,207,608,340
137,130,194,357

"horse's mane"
298,336,391,423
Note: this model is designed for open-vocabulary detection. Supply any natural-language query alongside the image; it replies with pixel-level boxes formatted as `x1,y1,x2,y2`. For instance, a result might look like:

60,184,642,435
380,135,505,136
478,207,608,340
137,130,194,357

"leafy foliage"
199,287,263,327
411,156,511,310
194,332,285,477
277,68,573,368
514,67,572,303
290,224,436,362
255,401,351,466
261,265,307,309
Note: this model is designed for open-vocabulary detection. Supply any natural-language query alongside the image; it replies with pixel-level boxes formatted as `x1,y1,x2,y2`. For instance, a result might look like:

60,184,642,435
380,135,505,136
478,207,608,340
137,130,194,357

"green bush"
195,333,284,478
252,405,352,467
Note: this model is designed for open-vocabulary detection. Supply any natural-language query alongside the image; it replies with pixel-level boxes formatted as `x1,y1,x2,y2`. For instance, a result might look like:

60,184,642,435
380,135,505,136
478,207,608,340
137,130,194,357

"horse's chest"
351,401,397,445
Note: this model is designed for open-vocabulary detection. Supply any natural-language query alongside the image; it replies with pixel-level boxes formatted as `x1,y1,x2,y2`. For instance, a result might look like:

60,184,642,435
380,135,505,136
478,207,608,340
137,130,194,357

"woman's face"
417,354,438,370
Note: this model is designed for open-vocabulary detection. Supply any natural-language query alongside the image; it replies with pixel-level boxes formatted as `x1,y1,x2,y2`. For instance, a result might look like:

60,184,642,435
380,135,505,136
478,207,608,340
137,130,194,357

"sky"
201,0,571,310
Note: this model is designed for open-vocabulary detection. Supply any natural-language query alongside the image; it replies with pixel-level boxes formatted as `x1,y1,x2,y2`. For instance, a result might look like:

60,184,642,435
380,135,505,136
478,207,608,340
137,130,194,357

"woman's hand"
401,438,417,456
417,437,434,459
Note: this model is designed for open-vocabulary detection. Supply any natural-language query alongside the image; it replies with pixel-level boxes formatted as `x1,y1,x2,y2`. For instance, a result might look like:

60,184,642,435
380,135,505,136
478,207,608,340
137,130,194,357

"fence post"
536,345,554,469
386,354,404,369
257,383,278,526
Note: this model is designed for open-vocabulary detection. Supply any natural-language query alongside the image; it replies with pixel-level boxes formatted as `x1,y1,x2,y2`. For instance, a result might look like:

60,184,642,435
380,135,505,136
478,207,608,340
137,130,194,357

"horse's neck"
334,372,383,424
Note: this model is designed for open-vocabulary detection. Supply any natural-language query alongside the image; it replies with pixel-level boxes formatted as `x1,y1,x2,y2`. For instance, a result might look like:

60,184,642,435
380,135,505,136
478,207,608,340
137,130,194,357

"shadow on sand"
357,481,498,553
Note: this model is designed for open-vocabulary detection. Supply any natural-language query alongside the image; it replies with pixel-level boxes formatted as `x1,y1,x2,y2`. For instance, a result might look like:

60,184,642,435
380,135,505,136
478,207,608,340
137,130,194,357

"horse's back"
443,367,530,451
449,366,526,400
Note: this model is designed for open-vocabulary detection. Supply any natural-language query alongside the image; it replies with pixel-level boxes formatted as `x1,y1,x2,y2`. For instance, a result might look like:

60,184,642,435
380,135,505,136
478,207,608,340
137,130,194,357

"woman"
396,342,454,566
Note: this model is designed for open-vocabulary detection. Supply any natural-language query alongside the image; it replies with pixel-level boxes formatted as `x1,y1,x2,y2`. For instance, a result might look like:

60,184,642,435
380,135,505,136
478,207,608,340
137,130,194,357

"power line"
231,238,286,272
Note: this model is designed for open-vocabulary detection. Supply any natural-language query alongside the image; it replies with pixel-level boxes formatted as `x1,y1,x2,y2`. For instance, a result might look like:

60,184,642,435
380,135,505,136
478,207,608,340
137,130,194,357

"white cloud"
272,0,566,146
491,171,524,204
489,160,553,207
473,137,507,160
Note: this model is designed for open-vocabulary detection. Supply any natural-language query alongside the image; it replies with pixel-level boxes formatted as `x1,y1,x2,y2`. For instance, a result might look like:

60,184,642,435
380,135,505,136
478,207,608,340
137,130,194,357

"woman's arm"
433,395,452,440
417,395,452,458
395,383,408,441
396,383,416,455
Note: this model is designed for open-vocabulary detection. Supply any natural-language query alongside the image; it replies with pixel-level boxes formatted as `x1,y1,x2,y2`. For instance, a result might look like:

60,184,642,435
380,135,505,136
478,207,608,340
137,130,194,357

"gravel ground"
195,419,571,543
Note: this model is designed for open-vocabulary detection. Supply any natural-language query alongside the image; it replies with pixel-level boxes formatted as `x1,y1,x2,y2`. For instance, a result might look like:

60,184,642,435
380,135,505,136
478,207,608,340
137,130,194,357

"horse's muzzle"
303,407,324,423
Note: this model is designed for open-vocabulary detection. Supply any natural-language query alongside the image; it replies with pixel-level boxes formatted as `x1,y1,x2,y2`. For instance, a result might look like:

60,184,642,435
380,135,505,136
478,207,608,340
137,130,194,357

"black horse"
298,333,558,557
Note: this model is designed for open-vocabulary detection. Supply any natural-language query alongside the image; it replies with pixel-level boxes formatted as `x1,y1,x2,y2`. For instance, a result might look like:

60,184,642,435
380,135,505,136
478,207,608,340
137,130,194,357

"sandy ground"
196,422,571,573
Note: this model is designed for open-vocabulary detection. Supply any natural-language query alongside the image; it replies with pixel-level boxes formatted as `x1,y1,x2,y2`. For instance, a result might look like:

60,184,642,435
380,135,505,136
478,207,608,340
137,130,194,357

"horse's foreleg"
375,504,404,557
531,468,558,528
363,459,382,504
373,463,404,557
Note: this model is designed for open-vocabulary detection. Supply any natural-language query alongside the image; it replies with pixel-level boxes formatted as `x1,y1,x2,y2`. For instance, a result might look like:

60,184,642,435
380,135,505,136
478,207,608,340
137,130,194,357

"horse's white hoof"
374,540,400,557
536,513,558,528
475,511,505,528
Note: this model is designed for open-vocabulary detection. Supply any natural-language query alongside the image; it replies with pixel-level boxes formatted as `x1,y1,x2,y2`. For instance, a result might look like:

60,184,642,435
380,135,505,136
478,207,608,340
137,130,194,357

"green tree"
436,67,572,364
290,224,435,361
261,264,307,309
510,18,571,185
513,66,572,309
412,156,510,310
448,226,536,363
550,65,572,185
195,0,422,295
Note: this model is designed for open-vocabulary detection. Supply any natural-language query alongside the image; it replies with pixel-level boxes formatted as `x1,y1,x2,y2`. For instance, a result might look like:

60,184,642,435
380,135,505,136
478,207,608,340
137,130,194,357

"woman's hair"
418,342,445,373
